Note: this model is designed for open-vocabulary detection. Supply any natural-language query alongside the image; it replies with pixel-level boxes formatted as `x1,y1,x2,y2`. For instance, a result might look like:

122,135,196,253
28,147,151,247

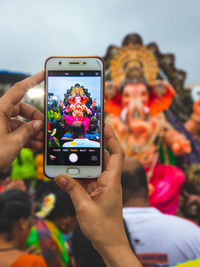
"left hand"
0,71,44,171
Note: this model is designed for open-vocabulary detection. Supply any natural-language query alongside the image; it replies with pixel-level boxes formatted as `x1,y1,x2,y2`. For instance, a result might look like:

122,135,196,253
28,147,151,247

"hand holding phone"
55,126,141,267
0,71,44,171
44,57,104,179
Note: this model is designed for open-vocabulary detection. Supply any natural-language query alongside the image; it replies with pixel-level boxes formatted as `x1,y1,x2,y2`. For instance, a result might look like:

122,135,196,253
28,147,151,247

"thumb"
55,175,91,209
10,120,43,147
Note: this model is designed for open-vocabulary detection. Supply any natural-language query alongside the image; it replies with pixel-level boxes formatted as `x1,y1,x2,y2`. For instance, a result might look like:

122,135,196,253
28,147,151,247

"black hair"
70,225,106,267
0,189,32,239
46,189,75,220
121,162,148,204
70,123,85,139
34,180,61,210
70,221,134,267
50,121,66,140
0,168,11,181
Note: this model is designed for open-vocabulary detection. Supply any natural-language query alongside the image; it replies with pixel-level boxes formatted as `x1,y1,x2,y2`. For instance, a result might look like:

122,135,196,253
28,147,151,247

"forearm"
93,235,142,267
97,243,141,267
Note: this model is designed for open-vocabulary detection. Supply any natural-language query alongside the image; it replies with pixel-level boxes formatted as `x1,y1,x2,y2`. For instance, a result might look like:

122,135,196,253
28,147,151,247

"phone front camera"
59,61,62,65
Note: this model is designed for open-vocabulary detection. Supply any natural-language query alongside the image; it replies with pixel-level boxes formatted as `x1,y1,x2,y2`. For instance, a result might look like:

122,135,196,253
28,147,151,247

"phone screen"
46,70,102,166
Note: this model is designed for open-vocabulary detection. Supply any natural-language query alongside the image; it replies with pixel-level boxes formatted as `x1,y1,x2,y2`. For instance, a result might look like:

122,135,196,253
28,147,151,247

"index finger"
104,124,124,175
10,102,44,121
0,71,44,114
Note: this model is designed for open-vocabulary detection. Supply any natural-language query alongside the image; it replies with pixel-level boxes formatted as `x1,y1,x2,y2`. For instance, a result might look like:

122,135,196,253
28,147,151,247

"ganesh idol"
104,35,192,215
60,84,96,133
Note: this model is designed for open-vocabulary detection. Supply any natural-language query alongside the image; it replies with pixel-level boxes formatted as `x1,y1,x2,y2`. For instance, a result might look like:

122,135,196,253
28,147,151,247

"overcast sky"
48,76,101,104
0,0,199,85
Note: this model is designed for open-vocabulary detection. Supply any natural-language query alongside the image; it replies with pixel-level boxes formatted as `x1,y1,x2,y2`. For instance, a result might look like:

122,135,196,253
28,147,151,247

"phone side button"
67,168,80,175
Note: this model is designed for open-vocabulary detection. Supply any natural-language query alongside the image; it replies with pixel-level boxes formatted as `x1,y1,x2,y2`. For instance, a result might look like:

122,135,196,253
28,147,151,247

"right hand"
55,125,141,267
55,125,125,249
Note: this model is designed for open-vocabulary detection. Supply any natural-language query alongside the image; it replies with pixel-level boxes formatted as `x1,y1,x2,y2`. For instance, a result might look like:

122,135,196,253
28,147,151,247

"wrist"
95,241,141,267
92,224,141,267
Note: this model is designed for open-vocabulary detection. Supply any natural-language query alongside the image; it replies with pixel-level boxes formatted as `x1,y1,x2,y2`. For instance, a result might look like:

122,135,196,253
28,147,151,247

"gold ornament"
109,44,158,87
71,85,84,97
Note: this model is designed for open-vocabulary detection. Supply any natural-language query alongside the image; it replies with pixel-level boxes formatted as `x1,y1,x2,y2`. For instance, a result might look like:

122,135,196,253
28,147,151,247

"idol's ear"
148,80,176,115
105,81,122,116
105,81,119,100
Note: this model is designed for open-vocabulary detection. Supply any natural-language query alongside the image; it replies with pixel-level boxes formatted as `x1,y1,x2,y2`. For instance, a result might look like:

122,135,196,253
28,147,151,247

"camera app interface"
47,71,101,166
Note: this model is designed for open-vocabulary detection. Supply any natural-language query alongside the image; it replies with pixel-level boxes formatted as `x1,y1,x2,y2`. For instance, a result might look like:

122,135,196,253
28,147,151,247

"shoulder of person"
11,254,47,267
124,207,200,233
161,213,200,236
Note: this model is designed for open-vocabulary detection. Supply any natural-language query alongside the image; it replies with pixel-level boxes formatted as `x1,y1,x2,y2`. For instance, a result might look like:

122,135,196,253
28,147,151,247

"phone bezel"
44,56,104,179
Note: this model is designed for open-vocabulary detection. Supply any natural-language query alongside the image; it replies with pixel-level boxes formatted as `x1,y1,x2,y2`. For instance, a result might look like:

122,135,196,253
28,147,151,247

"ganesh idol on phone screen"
104,34,200,215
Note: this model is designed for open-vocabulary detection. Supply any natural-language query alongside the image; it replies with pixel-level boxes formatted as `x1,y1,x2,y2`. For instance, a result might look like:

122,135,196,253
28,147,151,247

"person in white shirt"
63,121,100,148
122,158,200,267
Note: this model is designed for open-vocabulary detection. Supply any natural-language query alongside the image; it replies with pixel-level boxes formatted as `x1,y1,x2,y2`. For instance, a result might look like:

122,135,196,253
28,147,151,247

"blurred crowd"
0,156,199,267
0,71,199,267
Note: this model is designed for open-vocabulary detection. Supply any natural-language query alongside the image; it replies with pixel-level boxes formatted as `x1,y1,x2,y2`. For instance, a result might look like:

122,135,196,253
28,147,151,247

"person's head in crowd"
121,158,149,207
70,121,85,139
39,189,76,235
181,189,200,225
34,180,61,204
0,189,34,249
180,173,200,225
1,178,26,193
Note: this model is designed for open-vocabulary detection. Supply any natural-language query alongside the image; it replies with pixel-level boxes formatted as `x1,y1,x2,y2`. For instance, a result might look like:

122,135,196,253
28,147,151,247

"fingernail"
56,176,67,187
33,120,43,131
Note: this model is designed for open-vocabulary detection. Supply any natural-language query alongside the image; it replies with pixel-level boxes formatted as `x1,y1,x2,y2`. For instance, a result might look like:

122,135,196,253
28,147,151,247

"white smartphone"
44,57,104,179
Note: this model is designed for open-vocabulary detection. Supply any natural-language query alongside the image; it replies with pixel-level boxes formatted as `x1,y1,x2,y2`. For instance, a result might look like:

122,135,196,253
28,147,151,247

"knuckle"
76,201,88,214
30,109,38,120
65,180,77,194
23,123,33,133
13,133,25,146
15,124,34,144
14,80,25,89
0,101,12,116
